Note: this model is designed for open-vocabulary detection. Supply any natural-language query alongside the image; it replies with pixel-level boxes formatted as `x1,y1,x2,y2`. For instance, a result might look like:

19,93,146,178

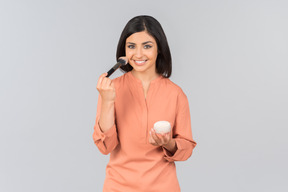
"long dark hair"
116,15,172,78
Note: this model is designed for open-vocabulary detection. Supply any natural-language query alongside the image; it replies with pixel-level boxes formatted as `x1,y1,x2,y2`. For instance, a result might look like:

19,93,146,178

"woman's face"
125,31,158,75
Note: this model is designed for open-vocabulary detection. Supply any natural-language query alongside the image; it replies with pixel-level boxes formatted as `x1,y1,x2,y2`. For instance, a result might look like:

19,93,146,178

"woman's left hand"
149,128,171,147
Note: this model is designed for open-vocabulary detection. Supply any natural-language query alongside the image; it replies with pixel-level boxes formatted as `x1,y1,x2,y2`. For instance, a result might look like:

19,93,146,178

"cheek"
125,49,133,58
148,50,158,60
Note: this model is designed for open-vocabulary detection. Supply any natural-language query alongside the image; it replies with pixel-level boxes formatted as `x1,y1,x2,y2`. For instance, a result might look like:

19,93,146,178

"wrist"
163,139,176,150
101,99,115,106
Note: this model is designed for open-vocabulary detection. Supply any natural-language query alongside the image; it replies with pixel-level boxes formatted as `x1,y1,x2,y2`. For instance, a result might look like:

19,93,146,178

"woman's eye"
127,45,135,49
144,45,152,49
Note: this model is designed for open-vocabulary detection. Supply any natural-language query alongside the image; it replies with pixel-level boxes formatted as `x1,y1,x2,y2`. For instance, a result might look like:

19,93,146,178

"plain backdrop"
1,0,287,191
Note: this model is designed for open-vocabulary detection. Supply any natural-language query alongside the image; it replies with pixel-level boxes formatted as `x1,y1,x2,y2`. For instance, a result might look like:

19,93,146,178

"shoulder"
111,72,128,82
161,78,187,97
111,72,129,88
161,79,191,111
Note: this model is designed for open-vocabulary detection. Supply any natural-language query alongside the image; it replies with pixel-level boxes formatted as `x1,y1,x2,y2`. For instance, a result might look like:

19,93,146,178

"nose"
134,47,143,58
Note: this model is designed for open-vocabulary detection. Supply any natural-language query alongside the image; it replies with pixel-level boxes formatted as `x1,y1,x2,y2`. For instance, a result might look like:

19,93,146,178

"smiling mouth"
134,60,147,65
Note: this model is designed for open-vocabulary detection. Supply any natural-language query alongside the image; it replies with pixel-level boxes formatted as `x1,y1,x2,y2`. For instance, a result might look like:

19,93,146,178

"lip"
133,60,147,66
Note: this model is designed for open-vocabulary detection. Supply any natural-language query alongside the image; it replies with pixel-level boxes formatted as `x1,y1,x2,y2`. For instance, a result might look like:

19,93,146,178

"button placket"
140,83,148,144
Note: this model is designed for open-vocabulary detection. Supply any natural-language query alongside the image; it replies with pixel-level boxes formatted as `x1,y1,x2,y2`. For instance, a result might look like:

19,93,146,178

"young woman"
93,15,197,192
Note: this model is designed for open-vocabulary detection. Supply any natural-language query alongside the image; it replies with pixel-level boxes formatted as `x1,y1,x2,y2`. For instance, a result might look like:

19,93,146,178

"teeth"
135,60,145,64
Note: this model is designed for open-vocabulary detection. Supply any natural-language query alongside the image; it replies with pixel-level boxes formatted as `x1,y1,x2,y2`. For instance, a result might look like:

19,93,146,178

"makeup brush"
106,57,128,77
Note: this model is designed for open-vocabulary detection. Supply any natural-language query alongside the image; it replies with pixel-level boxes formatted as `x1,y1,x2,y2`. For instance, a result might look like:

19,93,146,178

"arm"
162,90,197,162
99,99,115,133
92,73,119,155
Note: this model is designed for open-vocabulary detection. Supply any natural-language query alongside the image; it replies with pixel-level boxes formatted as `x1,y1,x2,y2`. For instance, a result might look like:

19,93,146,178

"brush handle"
106,63,121,77
106,58,126,77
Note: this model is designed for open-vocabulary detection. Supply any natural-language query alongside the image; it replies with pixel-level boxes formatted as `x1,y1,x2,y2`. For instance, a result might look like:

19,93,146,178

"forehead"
126,31,156,43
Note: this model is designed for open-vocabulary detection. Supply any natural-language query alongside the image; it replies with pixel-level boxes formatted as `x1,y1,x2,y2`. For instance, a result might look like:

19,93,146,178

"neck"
131,69,160,83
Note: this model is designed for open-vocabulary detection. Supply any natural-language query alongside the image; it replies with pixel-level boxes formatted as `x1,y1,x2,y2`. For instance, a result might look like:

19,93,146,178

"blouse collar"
126,71,163,85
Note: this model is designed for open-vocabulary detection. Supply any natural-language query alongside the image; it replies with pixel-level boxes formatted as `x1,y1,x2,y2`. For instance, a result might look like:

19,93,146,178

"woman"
93,15,197,192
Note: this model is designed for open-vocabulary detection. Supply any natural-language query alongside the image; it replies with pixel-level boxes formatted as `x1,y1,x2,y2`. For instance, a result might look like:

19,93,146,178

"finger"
100,77,113,90
158,134,166,144
149,132,155,144
110,81,115,88
166,133,170,140
104,78,113,89
97,73,108,89
156,131,169,145
149,136,158,146
149,133,155,145
163,133,170,144
101,77,109,89
151,129,161,144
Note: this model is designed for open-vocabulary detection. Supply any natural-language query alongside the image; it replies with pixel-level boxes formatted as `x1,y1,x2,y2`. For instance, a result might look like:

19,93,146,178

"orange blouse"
93,71,197,192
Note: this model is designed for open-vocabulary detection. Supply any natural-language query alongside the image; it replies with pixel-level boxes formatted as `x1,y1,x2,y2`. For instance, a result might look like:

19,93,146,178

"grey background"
1,0,287,191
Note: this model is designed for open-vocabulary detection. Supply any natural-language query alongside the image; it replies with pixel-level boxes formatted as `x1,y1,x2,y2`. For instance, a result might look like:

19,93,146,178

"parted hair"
116,15,172,78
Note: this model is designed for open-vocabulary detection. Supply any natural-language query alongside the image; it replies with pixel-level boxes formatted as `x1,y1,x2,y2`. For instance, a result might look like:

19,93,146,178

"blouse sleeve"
163,90,197,162
92,95,119,155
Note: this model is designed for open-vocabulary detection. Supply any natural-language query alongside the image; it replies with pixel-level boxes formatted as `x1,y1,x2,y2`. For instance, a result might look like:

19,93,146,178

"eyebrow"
126,41,154,45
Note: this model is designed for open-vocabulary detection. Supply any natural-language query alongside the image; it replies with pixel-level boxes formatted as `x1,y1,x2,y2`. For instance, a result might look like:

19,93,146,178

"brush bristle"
118,57,128,66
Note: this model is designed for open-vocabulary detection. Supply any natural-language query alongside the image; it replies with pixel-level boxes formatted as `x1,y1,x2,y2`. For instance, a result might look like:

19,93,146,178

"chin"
132,67,146,72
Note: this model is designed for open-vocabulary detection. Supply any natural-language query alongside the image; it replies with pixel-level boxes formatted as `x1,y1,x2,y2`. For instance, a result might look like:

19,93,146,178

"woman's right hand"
96,73,116,102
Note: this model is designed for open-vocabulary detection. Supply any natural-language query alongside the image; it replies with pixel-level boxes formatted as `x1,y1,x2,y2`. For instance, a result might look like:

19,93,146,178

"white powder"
153,121,171,134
